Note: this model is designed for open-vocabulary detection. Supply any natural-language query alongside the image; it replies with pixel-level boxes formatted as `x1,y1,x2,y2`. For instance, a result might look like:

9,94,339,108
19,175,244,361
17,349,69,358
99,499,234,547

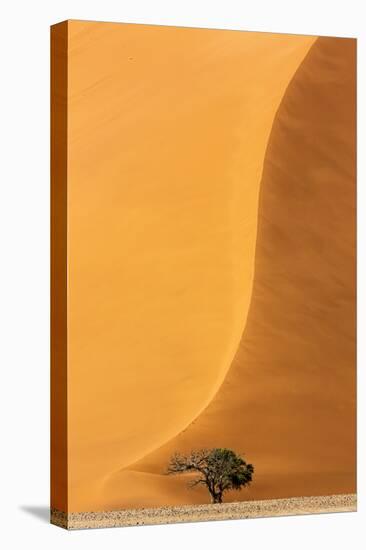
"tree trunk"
211,492,223,504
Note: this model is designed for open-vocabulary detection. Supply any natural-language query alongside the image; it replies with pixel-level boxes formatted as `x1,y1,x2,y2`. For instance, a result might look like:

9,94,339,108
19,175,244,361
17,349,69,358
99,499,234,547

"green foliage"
167,447,254,503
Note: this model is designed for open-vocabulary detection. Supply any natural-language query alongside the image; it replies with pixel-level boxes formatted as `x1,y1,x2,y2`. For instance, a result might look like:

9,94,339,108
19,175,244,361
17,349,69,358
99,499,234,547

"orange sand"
59,22,355,512
114,36,356,510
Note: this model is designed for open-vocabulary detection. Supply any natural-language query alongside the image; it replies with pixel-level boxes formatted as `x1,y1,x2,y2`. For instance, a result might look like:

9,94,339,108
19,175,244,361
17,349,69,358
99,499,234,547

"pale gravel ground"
51,493,356,530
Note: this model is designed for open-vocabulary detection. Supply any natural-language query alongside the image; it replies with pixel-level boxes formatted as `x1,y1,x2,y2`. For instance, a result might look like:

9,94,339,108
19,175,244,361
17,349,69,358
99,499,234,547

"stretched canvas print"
50,20,356,529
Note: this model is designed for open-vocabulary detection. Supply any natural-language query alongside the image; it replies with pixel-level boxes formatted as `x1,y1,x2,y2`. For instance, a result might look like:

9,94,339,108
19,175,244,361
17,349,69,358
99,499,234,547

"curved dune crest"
101,36,356,509
67,24,316,512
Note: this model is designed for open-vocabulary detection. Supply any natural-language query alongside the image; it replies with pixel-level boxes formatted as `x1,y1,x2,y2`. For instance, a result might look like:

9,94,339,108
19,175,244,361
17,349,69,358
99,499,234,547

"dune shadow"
20,505,49,523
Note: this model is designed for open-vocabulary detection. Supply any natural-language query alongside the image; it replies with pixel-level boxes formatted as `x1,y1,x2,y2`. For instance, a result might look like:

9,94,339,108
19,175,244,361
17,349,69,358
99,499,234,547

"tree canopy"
167,448,254,503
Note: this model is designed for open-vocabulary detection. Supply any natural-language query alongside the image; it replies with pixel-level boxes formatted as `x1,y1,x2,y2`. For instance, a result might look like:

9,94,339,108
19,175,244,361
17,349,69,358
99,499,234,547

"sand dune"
66,22,316,511
103,36,356,509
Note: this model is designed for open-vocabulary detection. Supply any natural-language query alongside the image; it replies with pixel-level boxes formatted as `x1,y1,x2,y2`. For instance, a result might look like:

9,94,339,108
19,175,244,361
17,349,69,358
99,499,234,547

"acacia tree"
167,448,254,504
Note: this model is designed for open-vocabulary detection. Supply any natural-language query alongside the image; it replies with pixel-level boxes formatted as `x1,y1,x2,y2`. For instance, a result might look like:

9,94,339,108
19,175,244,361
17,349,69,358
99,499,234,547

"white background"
0,0,364,548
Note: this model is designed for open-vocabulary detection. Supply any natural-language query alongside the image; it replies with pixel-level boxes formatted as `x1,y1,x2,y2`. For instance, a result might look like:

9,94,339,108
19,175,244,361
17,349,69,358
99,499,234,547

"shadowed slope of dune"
108,36,356,508
67,23,316,511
